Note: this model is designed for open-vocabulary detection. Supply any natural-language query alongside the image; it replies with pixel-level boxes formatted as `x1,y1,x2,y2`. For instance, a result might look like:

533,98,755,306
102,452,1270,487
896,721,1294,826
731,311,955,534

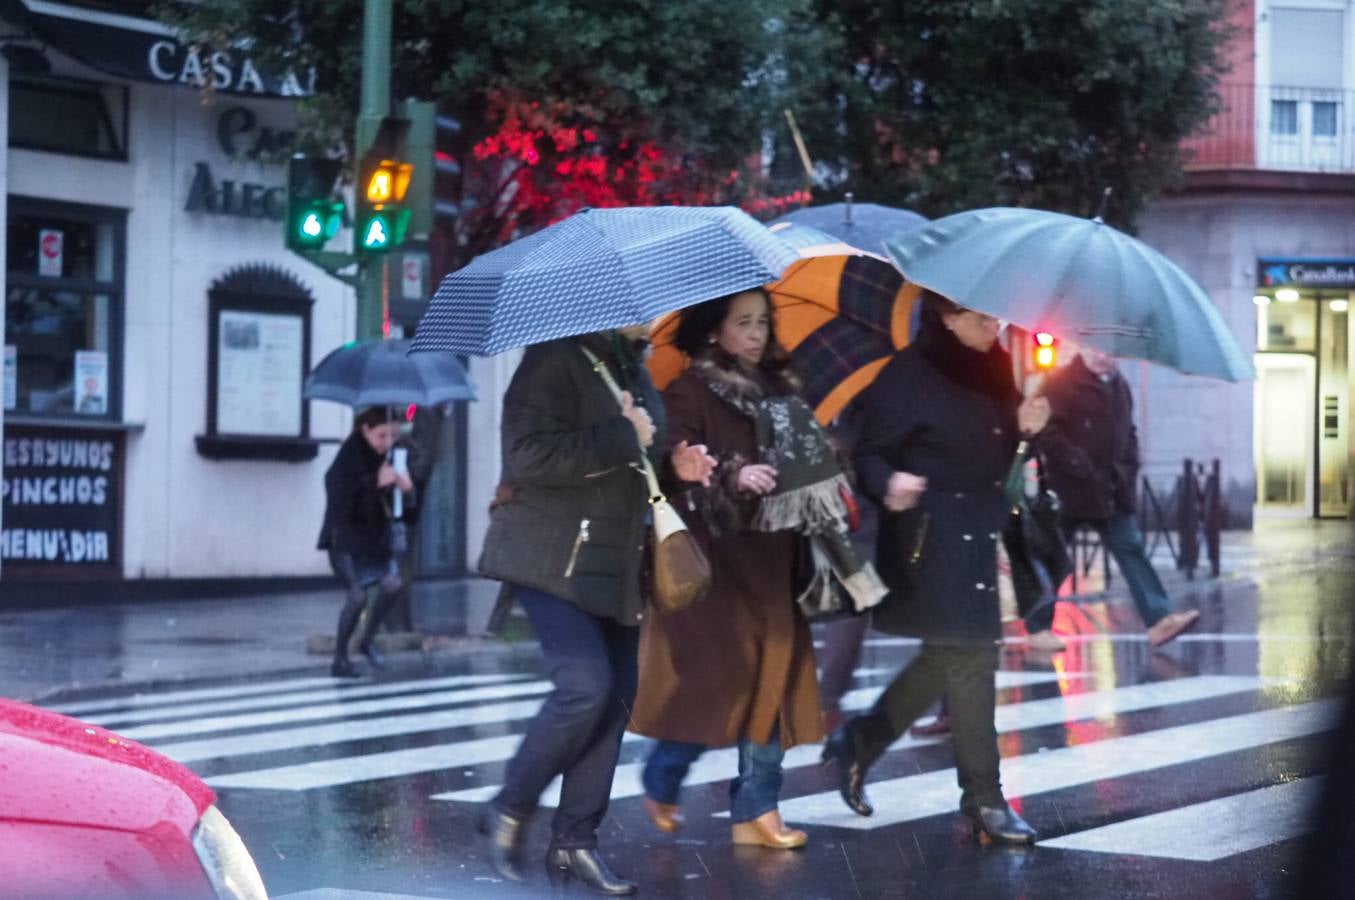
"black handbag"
1011,455,1072,590
792,531,888,623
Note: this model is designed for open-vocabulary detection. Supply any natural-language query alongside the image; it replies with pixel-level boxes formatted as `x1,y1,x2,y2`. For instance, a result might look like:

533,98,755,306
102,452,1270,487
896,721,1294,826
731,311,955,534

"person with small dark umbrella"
317,407,414,677
1038,345,1199,647
822,290,1048,845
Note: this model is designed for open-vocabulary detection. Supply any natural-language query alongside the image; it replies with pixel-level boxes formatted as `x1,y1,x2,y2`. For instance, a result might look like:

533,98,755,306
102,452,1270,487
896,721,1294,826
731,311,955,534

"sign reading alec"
1,426,122,572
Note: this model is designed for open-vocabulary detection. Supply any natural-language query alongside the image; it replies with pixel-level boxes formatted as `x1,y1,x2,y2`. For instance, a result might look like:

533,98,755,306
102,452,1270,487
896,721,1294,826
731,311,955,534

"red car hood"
0,699,215,833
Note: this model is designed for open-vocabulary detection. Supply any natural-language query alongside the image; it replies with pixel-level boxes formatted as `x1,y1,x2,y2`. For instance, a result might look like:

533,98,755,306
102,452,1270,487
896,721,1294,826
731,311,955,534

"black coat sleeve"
503,345,642,487
852,357,920,504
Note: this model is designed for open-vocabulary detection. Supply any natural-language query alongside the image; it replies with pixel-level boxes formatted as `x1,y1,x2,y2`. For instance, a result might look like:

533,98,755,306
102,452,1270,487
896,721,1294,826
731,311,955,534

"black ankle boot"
967,804,1038,846
332,599,364,677
478,807,527,881
820,726,873,817
545,847,636,895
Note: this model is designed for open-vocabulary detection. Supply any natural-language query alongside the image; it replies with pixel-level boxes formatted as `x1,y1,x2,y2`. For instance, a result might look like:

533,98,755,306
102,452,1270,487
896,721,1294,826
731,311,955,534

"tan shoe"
642,795,684,833
731,809,808,849
1027,629,1066,652
1147,609,1200,647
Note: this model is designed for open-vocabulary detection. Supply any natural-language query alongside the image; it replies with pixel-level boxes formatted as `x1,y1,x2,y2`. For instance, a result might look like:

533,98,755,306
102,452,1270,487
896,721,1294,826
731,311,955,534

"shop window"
1256,299,1316,353
196,265,320,462
4,199,123,420
8,75,127,160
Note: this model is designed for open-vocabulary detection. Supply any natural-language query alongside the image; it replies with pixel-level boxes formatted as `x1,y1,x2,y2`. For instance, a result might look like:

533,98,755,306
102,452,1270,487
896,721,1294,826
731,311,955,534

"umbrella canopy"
411,206,799,357
772,202,929,256
885,207,1253,381
648,244,921,425
304,339,477,407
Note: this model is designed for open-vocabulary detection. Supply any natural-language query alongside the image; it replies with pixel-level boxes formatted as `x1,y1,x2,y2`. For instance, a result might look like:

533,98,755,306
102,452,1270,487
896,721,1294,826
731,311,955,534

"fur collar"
689,348,798,412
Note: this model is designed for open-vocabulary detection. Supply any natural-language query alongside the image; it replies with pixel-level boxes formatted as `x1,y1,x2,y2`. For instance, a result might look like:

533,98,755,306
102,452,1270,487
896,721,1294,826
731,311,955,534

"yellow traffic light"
1034,331,1057,369
364,161,413,204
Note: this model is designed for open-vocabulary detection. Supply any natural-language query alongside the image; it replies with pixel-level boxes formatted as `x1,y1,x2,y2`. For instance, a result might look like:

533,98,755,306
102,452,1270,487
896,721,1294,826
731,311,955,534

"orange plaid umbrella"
647,225,921,425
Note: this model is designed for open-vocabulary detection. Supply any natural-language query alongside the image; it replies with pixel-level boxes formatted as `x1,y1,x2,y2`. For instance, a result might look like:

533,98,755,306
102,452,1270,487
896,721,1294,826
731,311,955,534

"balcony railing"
1183,82,1355,173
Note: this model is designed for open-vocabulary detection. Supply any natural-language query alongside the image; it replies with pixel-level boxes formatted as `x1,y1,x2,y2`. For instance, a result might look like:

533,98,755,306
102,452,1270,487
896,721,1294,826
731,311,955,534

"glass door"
1317,297,1351,517
1254,353,1315,515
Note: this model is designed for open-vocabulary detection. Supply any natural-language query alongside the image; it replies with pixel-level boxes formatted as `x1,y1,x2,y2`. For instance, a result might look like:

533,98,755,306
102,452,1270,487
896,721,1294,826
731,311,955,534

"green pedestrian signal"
361,214,391,250
287,155,344,253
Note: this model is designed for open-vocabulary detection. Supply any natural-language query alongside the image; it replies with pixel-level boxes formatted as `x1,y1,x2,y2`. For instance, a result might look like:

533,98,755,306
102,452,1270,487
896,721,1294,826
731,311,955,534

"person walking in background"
632,290,877,850
318,407,414,678
476,325,715,895
1039,345,1199,647
821,290,1048,845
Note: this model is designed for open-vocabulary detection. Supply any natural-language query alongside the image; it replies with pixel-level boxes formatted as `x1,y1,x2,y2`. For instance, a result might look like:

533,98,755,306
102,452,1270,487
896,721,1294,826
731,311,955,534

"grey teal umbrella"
885,207,1253,381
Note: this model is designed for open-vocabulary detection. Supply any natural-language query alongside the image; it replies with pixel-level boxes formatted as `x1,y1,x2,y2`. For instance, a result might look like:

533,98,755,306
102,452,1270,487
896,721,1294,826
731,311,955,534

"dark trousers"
494,587,640,850
818,615,871,712
642,726,785,823
846,642,1003,812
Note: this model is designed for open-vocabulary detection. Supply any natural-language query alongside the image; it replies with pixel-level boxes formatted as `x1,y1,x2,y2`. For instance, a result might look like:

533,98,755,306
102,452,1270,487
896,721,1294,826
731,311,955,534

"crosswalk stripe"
433,675,1273,808
118,680,553,742
205,733,647,791
1040,776,1323,861
772,700,1336,829
156,698,551,763
43,675,372,717
159,669,1080,765
86,673,529,729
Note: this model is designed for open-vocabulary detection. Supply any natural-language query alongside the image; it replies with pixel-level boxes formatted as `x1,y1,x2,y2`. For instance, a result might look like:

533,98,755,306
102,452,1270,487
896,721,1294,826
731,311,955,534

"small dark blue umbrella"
771,200,929,256
304,339,477,407
411,206,798,357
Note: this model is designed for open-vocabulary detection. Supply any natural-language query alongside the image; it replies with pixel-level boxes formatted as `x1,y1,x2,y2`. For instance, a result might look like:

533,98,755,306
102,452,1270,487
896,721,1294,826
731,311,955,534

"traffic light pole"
356,0,393,342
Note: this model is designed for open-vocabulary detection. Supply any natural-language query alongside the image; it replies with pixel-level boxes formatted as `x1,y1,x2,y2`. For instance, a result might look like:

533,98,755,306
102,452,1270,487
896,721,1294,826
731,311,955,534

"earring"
707,336,716,344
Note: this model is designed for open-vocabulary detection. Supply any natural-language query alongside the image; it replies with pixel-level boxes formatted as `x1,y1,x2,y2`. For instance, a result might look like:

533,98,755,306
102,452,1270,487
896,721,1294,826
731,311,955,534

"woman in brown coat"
632,289,843,850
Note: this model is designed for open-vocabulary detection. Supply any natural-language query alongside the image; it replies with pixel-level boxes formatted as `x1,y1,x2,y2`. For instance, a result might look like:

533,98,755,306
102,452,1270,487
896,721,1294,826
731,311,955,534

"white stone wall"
7,77,355,577
1137,191,1355,525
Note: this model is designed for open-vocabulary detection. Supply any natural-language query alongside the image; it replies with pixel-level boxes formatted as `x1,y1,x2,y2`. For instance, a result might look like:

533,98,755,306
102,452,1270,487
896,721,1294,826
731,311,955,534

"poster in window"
38,229,63,277
217,309,303,436
74,350,108,415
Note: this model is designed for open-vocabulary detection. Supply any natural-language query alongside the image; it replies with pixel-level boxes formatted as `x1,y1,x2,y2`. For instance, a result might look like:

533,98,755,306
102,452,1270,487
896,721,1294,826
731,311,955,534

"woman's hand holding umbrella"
377,463,414,493
1018,396,1050,435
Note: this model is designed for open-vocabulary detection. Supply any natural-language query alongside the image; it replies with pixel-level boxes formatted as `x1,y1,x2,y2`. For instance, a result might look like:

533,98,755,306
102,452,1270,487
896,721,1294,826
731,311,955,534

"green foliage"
807,0,1236,227
164,0,1234,243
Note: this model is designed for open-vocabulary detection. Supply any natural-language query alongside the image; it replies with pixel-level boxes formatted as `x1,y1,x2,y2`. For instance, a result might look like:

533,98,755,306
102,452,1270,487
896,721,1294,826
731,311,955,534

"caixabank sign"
1258,258,1355,290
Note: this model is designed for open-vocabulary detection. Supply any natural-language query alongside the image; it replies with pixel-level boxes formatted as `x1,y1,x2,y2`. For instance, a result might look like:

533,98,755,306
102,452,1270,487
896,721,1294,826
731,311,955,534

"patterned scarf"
690,353,851,534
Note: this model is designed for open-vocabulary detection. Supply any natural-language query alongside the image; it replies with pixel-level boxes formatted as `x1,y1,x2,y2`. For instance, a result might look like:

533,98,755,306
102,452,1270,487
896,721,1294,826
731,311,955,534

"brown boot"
1147,610,1200,647
731,809,808,849
642,795,684,833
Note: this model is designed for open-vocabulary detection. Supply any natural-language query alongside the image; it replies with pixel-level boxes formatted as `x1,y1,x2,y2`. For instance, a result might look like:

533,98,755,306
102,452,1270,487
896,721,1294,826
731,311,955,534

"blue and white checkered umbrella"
304,339,476,407
411,206,799,357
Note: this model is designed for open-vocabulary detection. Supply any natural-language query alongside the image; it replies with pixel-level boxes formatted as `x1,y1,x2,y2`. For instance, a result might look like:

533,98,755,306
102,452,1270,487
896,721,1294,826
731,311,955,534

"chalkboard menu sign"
2,425,123,576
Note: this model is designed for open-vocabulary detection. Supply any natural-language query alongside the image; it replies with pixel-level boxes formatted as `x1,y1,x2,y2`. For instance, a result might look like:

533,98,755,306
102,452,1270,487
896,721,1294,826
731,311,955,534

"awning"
11,0,316,98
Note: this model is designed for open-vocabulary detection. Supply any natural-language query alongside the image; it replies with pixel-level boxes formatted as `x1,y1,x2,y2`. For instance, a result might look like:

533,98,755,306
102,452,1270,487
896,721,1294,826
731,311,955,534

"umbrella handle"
1022,371,1047,398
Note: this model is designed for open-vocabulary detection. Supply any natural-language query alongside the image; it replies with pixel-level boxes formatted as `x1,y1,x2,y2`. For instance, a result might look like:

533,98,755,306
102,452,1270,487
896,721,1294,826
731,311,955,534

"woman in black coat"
821,290,1050,845
317,406,413,677
475,326,715,894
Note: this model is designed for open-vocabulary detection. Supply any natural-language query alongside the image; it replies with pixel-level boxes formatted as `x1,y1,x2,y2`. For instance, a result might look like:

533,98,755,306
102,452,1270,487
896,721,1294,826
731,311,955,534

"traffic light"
1033,331,1058,370
355,116,414,255
286,156,344,252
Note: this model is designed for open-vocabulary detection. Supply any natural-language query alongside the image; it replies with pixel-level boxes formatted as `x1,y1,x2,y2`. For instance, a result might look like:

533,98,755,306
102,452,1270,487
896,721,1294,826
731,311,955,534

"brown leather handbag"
581,348,711,613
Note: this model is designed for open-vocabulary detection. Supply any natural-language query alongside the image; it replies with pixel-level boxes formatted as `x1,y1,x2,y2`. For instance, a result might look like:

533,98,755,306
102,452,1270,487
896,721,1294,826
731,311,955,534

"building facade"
0,1,363,582
1136,0,1355,525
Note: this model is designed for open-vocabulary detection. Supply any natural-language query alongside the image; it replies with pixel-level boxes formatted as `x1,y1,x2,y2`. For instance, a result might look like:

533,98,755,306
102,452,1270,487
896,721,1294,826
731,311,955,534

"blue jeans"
1078,514,1172,627
641,727,784,824
494,587,639,849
